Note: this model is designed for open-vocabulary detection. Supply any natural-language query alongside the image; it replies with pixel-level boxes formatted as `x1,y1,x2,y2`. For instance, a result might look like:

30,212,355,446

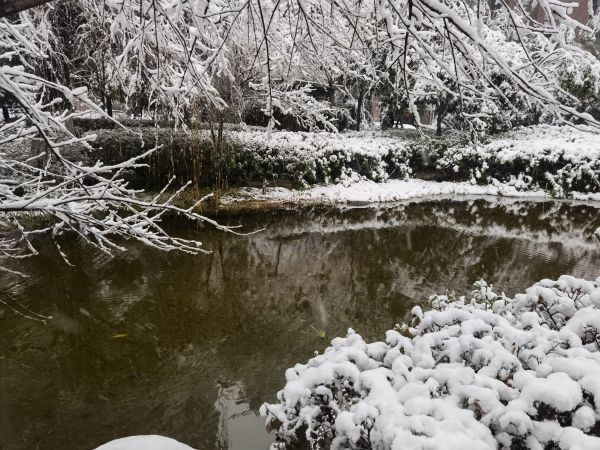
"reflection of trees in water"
214,382,274,450
0,199,599,449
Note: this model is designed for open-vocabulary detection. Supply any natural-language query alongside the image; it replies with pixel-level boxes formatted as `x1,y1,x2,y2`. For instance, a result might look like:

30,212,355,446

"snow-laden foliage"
223,126,600,195
0,4,248,265
81,128,414,189
226,131,414,187
262,275,600,450
1,0,600,266
4,0,600,132
88,125,600,194
433,125,600,194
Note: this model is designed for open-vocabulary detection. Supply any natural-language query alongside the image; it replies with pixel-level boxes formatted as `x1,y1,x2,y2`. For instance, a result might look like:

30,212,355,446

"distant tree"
0,0,599,267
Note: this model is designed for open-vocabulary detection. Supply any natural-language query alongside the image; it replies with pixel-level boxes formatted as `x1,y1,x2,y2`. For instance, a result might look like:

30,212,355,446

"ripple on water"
0,198,599,449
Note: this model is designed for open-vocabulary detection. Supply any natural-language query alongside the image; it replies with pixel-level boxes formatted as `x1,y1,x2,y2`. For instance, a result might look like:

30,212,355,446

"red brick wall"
530,0,591,28
570,0,591,27
524,0,593,25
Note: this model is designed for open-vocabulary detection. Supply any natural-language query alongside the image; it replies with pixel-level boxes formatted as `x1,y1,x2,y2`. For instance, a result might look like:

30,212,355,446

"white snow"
262,276,600,450
573,406,597,431
94,435,194,450
231,129,411,158
225,179,561,205
459,125,600,164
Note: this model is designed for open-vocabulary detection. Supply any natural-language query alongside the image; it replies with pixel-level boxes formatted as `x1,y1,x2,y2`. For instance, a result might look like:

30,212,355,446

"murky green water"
1,198,599,450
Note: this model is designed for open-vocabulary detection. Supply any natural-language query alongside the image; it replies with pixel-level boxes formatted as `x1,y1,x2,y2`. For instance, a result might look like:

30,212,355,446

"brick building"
503,0,598,29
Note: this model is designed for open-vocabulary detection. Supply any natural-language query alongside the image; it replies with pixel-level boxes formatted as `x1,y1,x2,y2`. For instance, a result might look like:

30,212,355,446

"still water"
1,198,599,450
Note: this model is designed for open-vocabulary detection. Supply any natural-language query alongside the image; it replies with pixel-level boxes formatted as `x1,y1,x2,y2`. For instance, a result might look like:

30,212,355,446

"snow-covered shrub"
557,49,600,122
228,131,415,187
88,129,415,189
430,125,600,195
89,129,217,190
88,124,600,196
262,275,600,450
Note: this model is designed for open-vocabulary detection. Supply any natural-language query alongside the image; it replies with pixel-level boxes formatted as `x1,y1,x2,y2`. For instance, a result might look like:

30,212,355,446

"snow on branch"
0,9,239,267
0,0,599,268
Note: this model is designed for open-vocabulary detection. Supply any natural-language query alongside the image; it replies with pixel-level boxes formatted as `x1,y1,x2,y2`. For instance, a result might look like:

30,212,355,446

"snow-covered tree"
1,0,600,267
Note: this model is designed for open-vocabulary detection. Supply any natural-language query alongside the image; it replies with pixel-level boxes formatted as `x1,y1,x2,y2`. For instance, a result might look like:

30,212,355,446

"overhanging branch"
0,0,54,18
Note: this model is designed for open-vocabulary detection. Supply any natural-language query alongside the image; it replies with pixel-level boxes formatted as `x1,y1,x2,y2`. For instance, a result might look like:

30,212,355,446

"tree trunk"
0,0,55,18
355,89,364,131
105,94,113,117
328,81,335,105
183,105,190,125
436,112,445,136
1,98,9,123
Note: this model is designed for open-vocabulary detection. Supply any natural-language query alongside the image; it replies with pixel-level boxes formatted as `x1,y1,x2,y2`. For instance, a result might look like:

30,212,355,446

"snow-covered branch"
1,0,599,267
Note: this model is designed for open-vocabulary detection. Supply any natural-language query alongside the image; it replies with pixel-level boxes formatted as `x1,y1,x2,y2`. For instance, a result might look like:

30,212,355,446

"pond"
1,198,599,450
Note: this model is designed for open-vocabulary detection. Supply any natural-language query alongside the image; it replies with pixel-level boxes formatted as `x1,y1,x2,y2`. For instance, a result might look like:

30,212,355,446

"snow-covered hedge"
261,276,600,450
90,129,415,189
87,124,600,195
431,125,600,195
227,131,415,188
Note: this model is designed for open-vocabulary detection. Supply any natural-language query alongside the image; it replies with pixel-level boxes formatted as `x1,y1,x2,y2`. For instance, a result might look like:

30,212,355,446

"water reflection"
215,383,273,450
0,198,599,449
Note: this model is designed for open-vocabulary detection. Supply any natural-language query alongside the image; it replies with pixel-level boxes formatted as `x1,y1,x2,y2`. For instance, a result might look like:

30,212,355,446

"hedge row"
87,129,417,190
85,125,600,196
427,126,600,195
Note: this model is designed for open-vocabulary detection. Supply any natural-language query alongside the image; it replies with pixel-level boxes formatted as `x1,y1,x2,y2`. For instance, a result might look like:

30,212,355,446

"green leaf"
111,333,128,339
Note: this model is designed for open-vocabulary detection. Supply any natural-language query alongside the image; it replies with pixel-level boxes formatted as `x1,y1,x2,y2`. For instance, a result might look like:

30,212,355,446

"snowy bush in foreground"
261,276,600,449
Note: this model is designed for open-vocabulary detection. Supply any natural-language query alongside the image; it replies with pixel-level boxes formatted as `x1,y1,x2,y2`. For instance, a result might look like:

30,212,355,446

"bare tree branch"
0,0,54,18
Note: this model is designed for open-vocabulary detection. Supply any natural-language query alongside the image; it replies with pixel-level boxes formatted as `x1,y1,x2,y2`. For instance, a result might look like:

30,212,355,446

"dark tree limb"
0,0,54,18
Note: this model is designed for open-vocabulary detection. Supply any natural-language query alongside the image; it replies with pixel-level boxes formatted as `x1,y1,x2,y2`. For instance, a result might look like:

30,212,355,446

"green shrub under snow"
262,276,600,450
429,125,600,195
85,124,600,196
88,129,416,190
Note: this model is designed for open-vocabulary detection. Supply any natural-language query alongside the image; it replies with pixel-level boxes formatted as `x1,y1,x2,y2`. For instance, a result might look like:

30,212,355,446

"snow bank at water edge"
224,179,600,205
262,276,600,450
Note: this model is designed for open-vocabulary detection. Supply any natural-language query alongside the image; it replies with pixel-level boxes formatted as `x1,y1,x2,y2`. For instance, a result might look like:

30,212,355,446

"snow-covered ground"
94,435,193,450
223,178,600,205
213,124,600,202
262,275,600,450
